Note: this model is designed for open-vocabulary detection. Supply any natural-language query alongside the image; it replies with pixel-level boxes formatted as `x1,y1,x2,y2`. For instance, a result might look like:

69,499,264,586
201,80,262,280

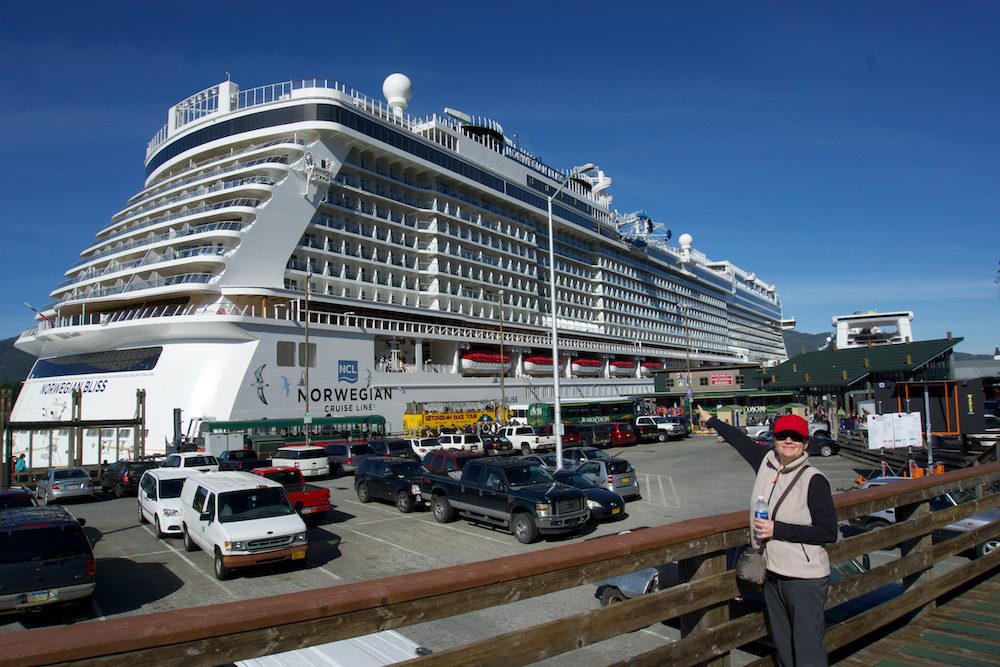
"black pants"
763,572,829,667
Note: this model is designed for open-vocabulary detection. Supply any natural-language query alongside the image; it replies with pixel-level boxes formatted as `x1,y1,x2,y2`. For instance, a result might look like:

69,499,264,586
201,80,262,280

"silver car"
851,476,1000,558
571,458,641,500
34,467,96,504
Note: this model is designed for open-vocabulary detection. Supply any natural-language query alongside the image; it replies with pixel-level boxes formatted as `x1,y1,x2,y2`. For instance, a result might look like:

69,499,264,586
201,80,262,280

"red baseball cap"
773,415,809,438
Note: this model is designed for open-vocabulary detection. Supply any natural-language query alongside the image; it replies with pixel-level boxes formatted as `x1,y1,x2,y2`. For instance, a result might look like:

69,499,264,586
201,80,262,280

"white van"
138,468,201,538
179,471,308,580
271,446,330,478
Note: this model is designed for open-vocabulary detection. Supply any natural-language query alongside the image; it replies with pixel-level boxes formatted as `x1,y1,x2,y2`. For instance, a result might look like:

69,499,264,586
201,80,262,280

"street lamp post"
304,275,312,446
547,163,595,470
498,289,506,425
683,307,693,419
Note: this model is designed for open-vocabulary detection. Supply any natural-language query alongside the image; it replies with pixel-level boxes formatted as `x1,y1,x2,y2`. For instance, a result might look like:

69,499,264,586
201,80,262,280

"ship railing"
61,273,217,303
55,246,227,290
111,176,276,227
94,196,263,248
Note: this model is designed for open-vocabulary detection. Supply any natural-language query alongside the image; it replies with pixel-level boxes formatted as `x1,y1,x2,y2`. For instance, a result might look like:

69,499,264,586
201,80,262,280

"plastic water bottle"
754,495,769,521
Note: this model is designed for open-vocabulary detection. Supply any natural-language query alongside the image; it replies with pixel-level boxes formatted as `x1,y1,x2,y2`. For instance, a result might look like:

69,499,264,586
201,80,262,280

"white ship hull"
11,73,787,453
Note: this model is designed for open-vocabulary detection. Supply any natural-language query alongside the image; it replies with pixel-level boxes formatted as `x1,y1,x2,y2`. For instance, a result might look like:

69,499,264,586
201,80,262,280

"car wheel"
599,586,627,607
114,482,125,499
357,482,372,503
181,525,198,552
154,515,165,539
333,463,344,478
512,512,539,544
521,444,532,455
819,444,834,457
432,495,454,523
213,549,231,581
137,503,146,524
657,432,667,442
396,491,414,514
975,539,999,559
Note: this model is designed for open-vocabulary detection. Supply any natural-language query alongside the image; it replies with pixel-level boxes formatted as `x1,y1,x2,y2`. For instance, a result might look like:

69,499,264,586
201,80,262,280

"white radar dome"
678,233,693,249
382,73,413,114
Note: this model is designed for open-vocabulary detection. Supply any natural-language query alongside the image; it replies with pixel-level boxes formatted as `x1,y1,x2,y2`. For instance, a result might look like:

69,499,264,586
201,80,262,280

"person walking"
697,406,837,666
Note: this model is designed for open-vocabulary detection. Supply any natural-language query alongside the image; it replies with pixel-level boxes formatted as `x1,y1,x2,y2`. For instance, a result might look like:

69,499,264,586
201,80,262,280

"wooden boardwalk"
836,571,1000,667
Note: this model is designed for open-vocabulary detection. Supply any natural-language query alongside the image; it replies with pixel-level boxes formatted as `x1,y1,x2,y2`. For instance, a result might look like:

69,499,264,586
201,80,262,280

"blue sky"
1,1,997,354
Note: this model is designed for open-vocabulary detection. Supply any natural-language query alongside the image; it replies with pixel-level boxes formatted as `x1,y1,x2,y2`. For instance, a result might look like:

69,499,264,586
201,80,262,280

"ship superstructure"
11,73,787,455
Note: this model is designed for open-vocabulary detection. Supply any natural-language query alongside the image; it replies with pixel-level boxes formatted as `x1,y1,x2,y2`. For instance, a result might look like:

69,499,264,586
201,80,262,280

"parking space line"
414,517,517,546
343,527,429,557
142,525,238,598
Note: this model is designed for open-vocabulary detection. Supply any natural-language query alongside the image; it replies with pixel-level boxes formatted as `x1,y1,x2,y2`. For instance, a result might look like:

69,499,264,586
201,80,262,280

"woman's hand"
696,405,712,428
753,517,775,541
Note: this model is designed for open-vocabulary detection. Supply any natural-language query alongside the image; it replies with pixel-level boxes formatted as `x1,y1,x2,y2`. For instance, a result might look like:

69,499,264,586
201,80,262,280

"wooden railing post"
679,549,731,666
895,496,935,613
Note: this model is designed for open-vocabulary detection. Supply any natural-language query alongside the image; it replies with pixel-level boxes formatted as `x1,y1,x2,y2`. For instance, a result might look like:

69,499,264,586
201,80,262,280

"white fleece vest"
751,451,830,579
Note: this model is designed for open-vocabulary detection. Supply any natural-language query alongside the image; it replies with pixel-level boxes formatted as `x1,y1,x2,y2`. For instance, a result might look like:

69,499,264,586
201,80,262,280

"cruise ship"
11,73,787,457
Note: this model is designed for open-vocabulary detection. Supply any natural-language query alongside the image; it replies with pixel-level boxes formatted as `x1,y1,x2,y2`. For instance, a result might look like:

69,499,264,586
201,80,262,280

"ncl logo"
338,360,358,384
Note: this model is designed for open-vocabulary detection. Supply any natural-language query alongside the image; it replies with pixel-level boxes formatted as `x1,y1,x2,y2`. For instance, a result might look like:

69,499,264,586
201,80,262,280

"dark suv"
571,424,613,449
0,506,96,612
354,456,426,513
100,459,159,498
323,443,374,476
0,487,37,509
368,438,417,460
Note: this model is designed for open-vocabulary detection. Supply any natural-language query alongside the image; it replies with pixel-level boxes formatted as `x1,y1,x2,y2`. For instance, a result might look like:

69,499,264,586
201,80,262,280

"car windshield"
607,460,632,474
184,456,218,467
217,488,294,522
158,478,186,499
264,470,301,485
586,450,613,460
276,449,325,459
0,492,35,509
505,463,554,486
392,462,423,478
948,490,978,505
53,469,88,480
0,525,89,564
558,472,597,489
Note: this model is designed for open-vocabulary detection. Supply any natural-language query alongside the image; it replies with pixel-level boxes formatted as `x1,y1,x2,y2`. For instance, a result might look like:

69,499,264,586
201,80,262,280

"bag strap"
771,465,810,518
753,465,810,553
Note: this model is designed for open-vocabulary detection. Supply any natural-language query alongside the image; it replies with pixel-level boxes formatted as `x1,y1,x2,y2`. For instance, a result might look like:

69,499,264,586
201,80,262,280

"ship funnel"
382,73,413,119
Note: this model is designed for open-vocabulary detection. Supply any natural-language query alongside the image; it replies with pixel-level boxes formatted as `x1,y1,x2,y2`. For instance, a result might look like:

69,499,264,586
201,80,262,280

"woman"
697,406,837,667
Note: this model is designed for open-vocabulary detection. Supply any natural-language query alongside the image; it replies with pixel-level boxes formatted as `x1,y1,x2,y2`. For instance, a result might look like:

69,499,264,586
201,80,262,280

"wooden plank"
920,630,1000,655
899,643,997,667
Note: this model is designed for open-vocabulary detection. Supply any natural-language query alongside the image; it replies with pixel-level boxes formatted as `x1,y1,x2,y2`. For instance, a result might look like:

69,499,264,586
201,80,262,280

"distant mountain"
0,337,35,384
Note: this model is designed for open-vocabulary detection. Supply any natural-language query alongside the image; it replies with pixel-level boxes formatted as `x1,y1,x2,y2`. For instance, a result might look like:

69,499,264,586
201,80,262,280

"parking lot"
0,436,963,664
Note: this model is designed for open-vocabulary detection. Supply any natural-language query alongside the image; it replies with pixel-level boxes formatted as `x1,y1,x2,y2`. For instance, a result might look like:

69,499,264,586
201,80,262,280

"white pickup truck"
499,425,556,455
634,416,684,442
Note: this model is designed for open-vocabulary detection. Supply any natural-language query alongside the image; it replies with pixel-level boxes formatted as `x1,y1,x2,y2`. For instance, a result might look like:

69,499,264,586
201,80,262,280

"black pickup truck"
216,449,271,472
419,457,589,543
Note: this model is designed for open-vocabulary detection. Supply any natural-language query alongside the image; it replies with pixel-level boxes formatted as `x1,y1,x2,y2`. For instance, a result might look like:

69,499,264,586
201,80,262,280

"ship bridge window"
28,346,164,379
277,341,296,367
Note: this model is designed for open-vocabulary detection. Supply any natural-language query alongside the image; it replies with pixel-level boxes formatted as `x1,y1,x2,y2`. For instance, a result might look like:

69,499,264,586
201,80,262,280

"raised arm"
696,406,768,471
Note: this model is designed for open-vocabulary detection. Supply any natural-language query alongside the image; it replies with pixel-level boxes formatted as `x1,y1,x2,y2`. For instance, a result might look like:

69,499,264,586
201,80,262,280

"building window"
277,342,296,367
699,377,709,386
298,343,317,368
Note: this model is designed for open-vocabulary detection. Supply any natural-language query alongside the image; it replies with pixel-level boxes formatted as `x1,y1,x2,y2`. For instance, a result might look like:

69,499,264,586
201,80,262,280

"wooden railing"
4,463,999,667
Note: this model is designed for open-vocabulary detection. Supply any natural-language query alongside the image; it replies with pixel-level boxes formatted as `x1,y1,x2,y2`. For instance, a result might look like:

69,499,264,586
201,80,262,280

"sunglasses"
773,431,806,443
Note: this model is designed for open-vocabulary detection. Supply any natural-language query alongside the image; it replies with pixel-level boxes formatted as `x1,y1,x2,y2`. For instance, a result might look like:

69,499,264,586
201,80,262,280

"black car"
354,456,425,513
552,469,625,522
751,431,839,457
0,487,37,509
0,506,96,612
100,459,159,498
368,438,417,460
480,433,514,456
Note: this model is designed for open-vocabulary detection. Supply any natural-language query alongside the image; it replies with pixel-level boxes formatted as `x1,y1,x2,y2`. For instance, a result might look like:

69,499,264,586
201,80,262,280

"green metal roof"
764,338,961,390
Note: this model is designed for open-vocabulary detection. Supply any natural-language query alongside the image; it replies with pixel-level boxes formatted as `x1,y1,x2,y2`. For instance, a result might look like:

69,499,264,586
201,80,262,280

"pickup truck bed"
250,467,331,524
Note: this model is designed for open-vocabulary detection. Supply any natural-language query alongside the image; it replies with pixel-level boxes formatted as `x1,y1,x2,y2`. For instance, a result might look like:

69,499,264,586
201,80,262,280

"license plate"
291,550,306,560
620,477,631,484
25,590,50,604
611,507,621,515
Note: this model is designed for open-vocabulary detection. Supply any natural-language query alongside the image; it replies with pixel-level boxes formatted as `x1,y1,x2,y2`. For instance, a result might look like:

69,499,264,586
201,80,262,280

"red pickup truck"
250,466,331,525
